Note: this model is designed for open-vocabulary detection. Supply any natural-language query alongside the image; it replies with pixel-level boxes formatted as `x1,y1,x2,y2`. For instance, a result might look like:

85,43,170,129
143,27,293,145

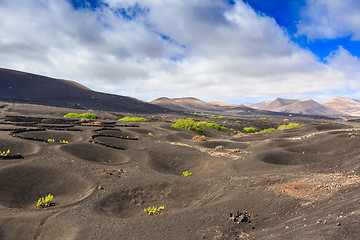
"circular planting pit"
60,143,130,164
94,129,138,139
148,145,227,176
91,136,139,150
254,149,310,165
0,137,40,157
14,130,82,143
0,164,94,208
196,140,249,149
98,181,215,218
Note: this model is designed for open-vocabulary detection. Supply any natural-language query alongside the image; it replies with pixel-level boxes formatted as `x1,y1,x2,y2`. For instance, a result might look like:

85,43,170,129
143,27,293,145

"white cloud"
297,0,360,40
0,0,360,103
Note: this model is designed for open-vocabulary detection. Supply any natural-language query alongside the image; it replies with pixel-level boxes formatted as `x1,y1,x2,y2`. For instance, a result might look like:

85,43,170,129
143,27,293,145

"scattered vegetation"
259,117,267,121
283,119,290,122
277,123,302,130
182,171,192,176
148,132,153,136
171,118,227,132
350,135,356,139
244,127,258,133
236,120,241,124
118,117,147,122
63,113,98,119
260,128,276,133
0,149,10,156
144,206,164,215
171,118,206,132
60,140,69,144
47,139,55,143
36,194,54,208
192,135,206,141
209,115,224,119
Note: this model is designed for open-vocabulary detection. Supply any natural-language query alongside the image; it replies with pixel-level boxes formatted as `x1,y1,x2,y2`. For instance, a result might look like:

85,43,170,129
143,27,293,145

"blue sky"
0,0,360,103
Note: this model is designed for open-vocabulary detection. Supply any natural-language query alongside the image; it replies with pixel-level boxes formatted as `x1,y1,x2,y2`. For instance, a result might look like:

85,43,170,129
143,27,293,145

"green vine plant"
47,139,55,143
0,149,10,156
182,171,192,177
60,140,69,144
144,206,164,215
36,194,54,208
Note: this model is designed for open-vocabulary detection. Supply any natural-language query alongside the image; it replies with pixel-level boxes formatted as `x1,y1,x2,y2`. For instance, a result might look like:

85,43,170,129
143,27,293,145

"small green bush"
144,206,164,215
63,113,97,119
172,118,226,132
118,117,147,122
202,122,227,131
182,171,192,176
78,113,98,119
171,118,206,132
277,123,302,130
209,116,224,119
283,119,290,122
236,120,241,124
0,149,10,156
259,117,267,121
260,128,276,133
37,194,54,208
244,127,258,133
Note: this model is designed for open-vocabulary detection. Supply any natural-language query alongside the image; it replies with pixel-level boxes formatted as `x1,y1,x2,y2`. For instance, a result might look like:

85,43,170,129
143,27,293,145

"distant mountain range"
249,98,340,116
152,97,360,117
321,97,360,116
0,68,166,113
0,67,358,117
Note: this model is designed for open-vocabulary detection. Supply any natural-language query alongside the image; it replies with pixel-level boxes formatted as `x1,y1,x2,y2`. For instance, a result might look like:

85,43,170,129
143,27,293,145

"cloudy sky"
1,0,360,103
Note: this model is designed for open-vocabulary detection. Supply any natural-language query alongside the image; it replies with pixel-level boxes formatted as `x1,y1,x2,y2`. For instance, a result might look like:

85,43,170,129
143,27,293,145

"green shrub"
259,117,267,121
37,194,54,208
202,122,227,131
182,171,192,176
244,127,258,133
171,118,206,132
236,120,241,124
0,149,10,156
63,113,79,118
277,123,302,130
172,118,226,132
209,115,224,119
260,128,276,133
78,113,97,119
144,206,164,215
283,119,290,122
63,113,97,119
118,117,147,122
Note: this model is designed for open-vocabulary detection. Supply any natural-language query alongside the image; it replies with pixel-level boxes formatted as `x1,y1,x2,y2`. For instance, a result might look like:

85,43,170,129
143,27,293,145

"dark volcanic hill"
0,68,165,113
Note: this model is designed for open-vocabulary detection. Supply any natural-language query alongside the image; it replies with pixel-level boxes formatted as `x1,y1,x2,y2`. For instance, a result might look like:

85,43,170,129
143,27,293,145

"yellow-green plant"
260,128,276,133
0,149,10,156
36,194,54,207
144,206,164,215
118,117,147,122
244,127,258,133
277,123,302,130
148,132,153,136
59,140,69,144
182,171,192,177
47,139,55,143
